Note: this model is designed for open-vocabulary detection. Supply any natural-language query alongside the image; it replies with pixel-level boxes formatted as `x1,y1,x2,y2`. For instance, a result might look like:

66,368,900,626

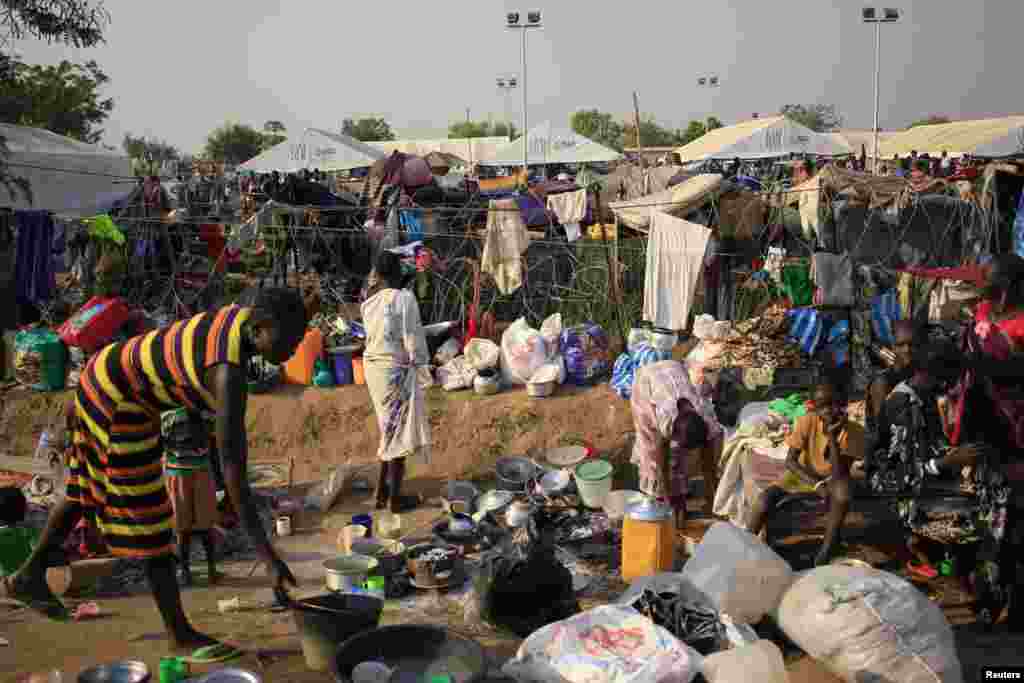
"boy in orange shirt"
747,375,862,565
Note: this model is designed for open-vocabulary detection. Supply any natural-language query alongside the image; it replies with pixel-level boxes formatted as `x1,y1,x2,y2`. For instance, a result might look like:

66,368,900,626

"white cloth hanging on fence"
547,189,587,244
643,209,711,330
481,198,529,295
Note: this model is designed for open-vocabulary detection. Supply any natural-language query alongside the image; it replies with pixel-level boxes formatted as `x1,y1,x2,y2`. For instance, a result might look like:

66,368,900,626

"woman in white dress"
361,251,431,513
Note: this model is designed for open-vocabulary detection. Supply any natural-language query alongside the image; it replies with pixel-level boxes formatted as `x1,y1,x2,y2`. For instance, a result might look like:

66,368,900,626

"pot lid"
626,497,672,521
574,459,613,481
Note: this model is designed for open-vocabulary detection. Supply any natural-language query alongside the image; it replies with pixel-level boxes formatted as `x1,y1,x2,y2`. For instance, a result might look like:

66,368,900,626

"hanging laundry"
781,263,814,306
897,272,914,320
481,198,530,295
14,210,57,308
1015,190,1024,258
400,208,425,242
643,210,711,331
870,290,902,346
810,252,854,307
546,189,586,243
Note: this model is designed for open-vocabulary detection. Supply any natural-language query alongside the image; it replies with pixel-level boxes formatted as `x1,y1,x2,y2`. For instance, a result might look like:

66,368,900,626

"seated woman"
630,360,724,525
866,340,978,580
746,374,863,566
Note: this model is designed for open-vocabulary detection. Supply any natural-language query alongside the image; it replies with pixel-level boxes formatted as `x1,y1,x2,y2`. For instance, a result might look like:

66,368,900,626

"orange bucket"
352,357,365,385
282,329,324,385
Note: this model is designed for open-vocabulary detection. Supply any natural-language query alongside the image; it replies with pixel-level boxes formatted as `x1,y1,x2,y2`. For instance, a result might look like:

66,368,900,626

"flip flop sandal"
0,577,69,622
907,561,939,580
182,643,244,665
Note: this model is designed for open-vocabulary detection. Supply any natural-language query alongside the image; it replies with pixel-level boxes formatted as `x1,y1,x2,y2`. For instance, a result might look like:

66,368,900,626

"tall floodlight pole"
507,11,542,186
496,76,519,140
863,7,900,174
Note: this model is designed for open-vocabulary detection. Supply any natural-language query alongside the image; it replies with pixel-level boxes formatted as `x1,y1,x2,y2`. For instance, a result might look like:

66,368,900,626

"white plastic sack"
437,356,476,391
540,314,567,384
701,641,788,683
773,564,962,683
686,341,724,392
500,317,549,386
502,605,702,683
681,522,794,625
434,337,461,365
464,338,500,371
540,313,563,354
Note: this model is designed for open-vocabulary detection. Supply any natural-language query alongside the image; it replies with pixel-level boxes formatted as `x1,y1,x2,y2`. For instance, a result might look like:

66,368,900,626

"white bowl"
603,490,646,521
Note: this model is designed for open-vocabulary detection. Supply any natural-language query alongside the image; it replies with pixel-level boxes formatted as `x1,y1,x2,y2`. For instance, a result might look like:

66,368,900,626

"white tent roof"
674,116,852,162
370,137,506,166
478,121,623,166
237,128,386,173
0,123,132,216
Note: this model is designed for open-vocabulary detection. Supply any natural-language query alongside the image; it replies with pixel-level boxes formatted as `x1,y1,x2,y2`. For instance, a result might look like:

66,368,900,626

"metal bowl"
78,661,151,683
539,469,571,496
196,670,262,683
475,490,514,516
495,456,538,491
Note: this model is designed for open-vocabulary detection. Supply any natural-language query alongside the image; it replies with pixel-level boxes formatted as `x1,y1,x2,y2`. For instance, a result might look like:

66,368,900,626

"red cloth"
199,224,227,273
899,265,988,286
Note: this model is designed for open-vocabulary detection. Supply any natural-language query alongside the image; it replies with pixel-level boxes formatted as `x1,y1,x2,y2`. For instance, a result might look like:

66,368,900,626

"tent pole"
872,20,881,174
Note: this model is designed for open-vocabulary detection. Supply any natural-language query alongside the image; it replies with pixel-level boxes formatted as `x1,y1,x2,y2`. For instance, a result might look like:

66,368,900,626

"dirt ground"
3,381,1024,680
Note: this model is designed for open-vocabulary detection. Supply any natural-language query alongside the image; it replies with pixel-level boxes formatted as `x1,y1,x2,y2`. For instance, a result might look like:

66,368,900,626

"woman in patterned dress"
951,254,1024,630
362,251,431,513
4,288,309,650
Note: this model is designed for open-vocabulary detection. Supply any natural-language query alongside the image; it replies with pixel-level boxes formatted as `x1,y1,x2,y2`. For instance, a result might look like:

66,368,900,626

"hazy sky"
11,0,1023,154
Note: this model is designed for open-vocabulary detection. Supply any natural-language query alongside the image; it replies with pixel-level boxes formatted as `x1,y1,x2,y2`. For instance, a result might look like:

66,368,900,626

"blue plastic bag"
870,290,902,346
786,308,824,356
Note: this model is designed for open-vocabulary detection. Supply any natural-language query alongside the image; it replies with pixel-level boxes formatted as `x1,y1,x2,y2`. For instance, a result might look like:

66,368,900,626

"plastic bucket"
331,351,354,386
291,593,383,672
574,459,614,509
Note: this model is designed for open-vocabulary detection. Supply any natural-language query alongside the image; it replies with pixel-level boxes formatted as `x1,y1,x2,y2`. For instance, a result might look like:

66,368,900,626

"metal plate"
197,669,262,683
77,661,151,683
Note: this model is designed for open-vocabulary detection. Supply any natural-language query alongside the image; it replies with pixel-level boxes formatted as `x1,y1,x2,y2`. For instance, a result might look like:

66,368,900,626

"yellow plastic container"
621,499,676,582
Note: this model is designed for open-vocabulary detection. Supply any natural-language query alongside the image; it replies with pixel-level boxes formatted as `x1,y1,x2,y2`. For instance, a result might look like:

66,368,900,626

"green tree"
448,120,517,139
0,0,111,202
122,133,179,176
260,120,287,150
0,58,113,143
909,115,951,128
622,115,683,149
204,122,264,165
705,116,723,131
570,109,624,151
0,0,110,47
779,104,843,132
341,117,394,142
680,120,709,145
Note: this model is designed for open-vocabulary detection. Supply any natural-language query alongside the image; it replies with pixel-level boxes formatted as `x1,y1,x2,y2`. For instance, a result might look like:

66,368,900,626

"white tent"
674,116,852,163
477,121,623,166
0,123,132,216
237,127,386,173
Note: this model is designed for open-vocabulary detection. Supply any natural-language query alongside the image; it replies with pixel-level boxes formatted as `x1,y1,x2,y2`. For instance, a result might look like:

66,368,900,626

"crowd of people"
624,254,1024,631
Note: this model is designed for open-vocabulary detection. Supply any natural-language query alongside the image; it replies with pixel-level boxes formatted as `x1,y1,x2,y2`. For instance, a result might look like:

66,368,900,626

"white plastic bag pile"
772,563,963,683
687,314,731,393
501,314,566,386
435,314,567,392
502,604,703,683
682,522,795,625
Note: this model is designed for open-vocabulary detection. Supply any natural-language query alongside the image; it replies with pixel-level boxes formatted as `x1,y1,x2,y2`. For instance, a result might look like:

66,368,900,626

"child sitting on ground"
161,408,221,587
746,375,862,566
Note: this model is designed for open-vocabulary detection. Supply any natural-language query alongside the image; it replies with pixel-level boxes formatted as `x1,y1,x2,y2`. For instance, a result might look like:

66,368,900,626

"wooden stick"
287,457,295,488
